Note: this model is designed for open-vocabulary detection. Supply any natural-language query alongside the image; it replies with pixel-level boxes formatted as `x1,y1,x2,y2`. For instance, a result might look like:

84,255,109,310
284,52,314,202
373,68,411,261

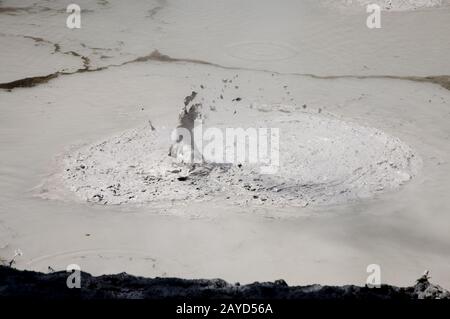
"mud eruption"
40,92,421,208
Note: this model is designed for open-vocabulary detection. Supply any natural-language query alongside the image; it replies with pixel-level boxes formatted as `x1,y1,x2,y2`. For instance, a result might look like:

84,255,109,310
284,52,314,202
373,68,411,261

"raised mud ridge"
1,49,449,91
0,266,448,299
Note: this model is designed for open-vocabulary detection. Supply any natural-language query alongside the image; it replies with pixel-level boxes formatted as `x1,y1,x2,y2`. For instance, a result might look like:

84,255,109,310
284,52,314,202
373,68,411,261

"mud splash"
39,90,421,208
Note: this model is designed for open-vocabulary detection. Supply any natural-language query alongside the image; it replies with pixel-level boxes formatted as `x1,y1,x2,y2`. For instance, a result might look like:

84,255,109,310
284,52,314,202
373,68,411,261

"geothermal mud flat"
1,0,450,289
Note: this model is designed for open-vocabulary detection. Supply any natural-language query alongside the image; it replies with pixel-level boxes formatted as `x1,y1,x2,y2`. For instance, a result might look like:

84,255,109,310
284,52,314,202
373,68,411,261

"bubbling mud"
41,92,421,208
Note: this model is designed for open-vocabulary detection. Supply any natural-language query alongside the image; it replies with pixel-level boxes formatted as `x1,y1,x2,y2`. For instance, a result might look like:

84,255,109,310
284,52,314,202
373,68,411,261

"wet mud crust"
0,73,58,90
0,266,448,299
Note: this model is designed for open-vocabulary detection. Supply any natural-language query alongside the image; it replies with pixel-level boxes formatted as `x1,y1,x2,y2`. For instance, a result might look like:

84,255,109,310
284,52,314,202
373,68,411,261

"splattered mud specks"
41,101,421,208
